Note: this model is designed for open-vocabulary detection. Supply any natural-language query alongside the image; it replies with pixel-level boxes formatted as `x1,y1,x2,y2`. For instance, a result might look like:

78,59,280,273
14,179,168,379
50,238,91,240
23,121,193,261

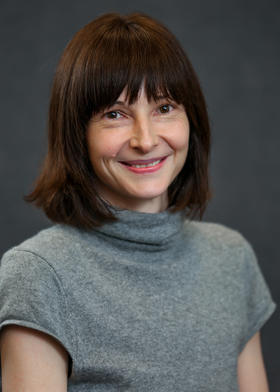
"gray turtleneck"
0,209,276,391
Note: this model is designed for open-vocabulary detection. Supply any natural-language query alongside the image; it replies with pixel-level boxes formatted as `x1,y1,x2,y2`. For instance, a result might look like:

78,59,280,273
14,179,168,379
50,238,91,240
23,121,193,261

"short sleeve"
0,248,74,378
238,239,277,353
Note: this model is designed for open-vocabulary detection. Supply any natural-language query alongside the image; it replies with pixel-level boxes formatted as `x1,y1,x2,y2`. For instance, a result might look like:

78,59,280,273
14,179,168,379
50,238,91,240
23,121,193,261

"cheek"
165,123,190,152
87,134,120,160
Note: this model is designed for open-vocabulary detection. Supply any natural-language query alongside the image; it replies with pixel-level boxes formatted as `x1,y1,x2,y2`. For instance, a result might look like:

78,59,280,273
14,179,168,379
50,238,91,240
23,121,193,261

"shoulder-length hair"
25,11,212,229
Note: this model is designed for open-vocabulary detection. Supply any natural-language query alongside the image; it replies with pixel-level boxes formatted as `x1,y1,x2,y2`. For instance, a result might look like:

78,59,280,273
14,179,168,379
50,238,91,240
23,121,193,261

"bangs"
80,19,189,118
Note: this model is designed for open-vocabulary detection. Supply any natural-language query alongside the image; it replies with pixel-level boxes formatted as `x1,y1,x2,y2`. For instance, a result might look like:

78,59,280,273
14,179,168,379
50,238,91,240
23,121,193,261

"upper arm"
237,331,270,392
0,325,68,392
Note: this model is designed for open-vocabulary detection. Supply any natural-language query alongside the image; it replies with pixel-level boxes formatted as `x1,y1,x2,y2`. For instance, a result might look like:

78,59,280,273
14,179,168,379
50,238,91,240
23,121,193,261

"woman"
0,12,276,391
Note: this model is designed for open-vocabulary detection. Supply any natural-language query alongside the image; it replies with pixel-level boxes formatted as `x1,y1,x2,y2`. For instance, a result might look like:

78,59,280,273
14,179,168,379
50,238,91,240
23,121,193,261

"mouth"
119,156,167,168
119,156,168,173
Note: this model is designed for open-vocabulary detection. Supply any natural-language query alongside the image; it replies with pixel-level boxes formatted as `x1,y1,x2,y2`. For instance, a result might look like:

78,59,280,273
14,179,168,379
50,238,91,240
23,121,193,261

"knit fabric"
0,208,276,391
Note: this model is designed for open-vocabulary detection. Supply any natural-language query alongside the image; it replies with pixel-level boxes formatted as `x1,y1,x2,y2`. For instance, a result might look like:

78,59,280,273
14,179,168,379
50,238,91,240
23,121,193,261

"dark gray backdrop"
0,0,279,389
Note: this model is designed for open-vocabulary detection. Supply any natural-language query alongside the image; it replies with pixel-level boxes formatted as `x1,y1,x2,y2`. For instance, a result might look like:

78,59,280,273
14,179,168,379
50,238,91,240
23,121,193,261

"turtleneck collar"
91,205,186,247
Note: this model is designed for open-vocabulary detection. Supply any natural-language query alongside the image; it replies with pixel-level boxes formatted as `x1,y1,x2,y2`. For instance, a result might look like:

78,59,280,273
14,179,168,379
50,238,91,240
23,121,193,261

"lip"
119,156,167,165
119,156,168,174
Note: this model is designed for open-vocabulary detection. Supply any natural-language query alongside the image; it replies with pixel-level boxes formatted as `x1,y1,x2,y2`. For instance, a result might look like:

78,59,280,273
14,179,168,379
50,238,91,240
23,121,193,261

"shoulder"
184,219,251,249
183,219,257,269
1,224,82,270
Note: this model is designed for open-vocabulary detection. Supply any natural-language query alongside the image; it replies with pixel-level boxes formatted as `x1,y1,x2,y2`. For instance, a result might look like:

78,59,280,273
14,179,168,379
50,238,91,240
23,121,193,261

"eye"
158,104,174,114
104,111,122,120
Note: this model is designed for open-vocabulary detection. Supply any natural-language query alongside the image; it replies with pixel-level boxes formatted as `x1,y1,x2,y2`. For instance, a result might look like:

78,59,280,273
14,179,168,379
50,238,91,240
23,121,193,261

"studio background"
0,0,279,390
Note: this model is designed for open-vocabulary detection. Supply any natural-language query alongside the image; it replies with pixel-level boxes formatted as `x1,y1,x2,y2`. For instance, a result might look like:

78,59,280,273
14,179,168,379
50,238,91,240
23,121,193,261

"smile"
119,157,167,174
126,159,161,168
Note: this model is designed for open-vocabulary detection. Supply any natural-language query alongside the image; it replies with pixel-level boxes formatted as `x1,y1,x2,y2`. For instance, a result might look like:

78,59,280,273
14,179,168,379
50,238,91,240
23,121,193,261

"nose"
129,117,159,153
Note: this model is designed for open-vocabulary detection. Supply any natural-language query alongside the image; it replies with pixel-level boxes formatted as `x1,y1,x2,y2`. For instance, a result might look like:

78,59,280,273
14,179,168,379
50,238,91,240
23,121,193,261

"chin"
130,188,168,199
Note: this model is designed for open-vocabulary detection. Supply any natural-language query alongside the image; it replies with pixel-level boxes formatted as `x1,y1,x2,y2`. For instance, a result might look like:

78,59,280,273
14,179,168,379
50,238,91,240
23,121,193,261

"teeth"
131,159,161,168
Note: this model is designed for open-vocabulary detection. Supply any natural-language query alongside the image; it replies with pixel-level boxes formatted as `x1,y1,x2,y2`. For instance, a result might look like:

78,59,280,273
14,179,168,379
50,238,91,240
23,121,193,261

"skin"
86,83,190,213
238,331,270,392
0,325,68,391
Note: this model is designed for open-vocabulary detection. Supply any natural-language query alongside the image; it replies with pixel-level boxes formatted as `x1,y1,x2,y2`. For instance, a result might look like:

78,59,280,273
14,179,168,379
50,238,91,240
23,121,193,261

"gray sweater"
0,208,276,391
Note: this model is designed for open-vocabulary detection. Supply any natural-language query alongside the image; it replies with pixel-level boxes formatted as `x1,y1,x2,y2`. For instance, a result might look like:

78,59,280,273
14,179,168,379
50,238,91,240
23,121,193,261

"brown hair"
25,11,212,229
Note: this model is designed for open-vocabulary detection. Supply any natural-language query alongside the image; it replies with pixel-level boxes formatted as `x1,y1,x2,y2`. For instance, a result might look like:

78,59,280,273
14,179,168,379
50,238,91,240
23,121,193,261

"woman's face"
86,84,190,213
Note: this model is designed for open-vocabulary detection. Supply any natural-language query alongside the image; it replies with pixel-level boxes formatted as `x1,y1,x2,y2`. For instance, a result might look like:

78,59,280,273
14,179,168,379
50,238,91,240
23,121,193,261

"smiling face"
86,84,190,213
